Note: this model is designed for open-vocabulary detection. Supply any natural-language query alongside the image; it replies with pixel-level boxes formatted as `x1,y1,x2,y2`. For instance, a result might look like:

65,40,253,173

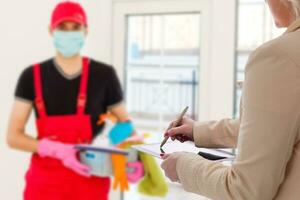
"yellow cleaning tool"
111,154,129,192
138,152,168,197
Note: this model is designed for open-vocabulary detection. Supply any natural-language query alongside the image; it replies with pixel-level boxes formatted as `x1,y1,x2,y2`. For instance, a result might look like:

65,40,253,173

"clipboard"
132,141,235,161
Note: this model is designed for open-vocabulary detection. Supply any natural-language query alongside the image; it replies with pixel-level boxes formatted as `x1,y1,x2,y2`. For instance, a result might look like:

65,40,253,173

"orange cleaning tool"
97,112,117,125
111,154,129,192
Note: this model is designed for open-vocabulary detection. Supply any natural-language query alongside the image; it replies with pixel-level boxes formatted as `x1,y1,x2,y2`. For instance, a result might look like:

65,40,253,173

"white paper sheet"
132,141,235,161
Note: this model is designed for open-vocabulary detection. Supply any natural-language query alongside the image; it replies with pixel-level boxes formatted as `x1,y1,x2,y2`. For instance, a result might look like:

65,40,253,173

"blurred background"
0,0,284,199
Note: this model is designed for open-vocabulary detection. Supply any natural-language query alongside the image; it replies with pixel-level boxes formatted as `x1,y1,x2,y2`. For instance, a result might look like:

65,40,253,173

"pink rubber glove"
127,161,144,183
38,138,91,177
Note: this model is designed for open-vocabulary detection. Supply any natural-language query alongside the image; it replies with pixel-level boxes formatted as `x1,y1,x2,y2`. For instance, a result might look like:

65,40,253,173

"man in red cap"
50,1,88,57
7,1,135,199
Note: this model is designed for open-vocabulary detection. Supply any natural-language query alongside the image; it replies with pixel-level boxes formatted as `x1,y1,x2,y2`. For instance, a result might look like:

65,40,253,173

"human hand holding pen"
160,107,189,149
164,116,195,143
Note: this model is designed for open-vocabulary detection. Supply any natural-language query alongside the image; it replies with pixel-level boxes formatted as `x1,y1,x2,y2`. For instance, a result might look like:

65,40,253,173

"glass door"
125,13,200,135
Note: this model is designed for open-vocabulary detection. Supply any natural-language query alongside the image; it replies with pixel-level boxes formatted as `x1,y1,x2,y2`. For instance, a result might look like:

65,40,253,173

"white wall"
0,0,114,199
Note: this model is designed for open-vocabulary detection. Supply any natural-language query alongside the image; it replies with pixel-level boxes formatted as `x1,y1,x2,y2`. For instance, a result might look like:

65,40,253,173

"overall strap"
77,57,90,115
33,64,47,118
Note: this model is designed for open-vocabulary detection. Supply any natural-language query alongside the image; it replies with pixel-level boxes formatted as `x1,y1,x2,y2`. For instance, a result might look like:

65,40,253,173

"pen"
160,106,189,151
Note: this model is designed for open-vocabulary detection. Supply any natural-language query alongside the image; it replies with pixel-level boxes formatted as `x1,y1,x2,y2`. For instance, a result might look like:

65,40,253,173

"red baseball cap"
50,1,87,30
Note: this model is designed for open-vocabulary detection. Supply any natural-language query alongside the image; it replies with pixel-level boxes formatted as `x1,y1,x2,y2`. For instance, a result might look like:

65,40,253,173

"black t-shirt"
15,58,123,138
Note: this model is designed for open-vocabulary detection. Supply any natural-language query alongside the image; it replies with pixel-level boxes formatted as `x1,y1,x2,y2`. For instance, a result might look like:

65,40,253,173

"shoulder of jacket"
247,31,300,72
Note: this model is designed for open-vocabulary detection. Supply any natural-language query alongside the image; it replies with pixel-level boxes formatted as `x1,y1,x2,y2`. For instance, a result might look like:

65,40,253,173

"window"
125,13,201,134
234,0,284,117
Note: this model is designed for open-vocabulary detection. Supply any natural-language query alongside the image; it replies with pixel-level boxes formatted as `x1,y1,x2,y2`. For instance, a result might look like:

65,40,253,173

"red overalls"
24,57,110,200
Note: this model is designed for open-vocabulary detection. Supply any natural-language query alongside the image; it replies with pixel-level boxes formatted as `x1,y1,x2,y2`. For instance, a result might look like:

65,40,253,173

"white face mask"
53,30,85,57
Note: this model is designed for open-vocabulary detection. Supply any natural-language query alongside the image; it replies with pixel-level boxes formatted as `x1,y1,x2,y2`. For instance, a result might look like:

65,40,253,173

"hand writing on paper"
165,117,195,143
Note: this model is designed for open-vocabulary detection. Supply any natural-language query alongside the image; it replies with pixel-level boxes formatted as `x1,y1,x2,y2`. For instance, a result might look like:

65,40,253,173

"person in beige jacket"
161,0,300,199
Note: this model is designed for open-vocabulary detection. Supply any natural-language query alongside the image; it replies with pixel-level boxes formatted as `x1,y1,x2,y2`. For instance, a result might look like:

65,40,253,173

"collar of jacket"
285,18,300,33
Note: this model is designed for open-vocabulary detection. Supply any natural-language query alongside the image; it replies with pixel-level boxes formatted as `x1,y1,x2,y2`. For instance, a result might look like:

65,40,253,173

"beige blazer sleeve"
193,82,243,148
193,119,240,148
176,41,300,200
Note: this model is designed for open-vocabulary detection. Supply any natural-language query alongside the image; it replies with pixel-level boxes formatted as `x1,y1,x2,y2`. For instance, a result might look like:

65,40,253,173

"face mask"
53,31,85,58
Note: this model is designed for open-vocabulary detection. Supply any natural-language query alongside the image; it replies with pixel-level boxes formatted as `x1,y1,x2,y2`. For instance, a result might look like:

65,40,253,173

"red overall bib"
24,58,110,200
